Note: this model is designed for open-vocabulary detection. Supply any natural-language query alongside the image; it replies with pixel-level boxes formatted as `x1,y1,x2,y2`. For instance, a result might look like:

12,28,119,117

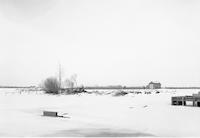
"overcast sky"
0,0,200,87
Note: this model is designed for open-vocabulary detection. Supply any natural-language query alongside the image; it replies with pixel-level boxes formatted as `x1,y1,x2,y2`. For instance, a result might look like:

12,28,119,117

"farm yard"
1,88,200,137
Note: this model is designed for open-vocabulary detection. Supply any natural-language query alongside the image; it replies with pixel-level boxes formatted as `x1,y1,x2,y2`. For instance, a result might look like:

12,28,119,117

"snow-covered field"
1,88,200,137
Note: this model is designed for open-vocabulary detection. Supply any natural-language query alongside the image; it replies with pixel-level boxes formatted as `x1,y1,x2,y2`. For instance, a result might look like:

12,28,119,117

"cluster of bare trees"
64,74,77,89
42,74,78,94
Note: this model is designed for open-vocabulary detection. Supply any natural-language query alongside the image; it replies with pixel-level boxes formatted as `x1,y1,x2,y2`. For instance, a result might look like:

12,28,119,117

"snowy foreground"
1,89,200,137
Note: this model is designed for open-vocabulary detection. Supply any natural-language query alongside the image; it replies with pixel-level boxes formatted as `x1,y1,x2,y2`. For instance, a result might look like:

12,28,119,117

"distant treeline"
85,86,200,90
84,86,146,89
164,87,200,89
1,86,200,90
0,86,35,88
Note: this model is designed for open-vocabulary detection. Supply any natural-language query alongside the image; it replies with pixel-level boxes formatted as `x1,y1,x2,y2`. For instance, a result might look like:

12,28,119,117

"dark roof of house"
149,81,161,85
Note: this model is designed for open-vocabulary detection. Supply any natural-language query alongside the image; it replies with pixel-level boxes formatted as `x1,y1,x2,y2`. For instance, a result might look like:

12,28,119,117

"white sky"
0,0,200,87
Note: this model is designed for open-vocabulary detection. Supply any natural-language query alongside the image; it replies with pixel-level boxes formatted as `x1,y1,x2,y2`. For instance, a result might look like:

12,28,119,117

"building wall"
148,83,161,89
149,84,154,89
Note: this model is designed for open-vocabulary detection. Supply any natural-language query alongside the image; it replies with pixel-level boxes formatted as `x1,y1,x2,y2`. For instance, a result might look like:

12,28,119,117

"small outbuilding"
172,92,200,107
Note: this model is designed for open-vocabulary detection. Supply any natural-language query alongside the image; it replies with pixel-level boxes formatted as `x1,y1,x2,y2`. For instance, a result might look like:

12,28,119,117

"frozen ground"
0,88,200,137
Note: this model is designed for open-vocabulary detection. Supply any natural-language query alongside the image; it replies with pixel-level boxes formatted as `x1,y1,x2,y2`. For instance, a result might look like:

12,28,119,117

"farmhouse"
147,81,161,89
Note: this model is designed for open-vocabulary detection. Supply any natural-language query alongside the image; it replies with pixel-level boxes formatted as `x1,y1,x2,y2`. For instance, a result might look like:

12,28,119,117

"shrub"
43,77,60,94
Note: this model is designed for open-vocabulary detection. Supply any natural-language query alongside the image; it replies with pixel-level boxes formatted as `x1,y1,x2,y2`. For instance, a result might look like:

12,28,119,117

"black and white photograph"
0,0,200,137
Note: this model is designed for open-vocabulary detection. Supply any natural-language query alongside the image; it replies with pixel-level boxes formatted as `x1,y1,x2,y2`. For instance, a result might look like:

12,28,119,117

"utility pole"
58,63,62,93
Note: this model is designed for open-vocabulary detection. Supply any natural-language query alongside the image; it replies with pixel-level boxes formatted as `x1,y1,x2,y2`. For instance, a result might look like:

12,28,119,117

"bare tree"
42,77,60,94
70,74,77,87
64,74,77,89
65,79,74,88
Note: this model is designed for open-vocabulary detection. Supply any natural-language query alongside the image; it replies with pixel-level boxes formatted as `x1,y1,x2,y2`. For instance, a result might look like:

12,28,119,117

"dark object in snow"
43,111,58,117
43,111,67,118
155,91,160,94
135,91,142,94
73,87,87,93
143,105,148,108
172,92,200,107
144,92,151,94
63,87,87,94
113,91,128,96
